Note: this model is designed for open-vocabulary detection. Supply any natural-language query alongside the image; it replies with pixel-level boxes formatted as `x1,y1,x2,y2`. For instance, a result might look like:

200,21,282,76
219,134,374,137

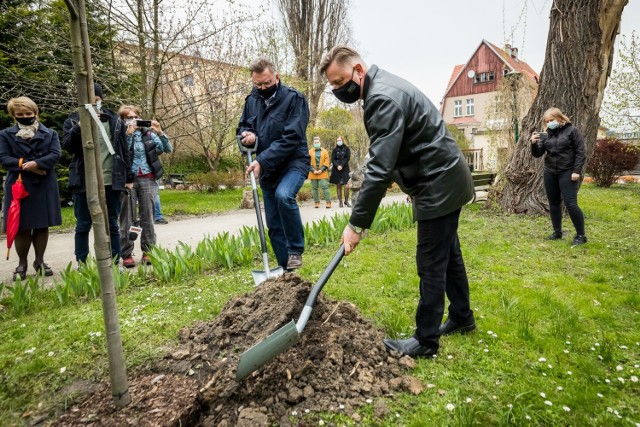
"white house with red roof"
441,40,540,171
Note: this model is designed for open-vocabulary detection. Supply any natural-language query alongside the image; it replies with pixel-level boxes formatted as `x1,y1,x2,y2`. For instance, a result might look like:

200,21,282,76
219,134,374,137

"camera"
136,120,152,128
537,132,548,141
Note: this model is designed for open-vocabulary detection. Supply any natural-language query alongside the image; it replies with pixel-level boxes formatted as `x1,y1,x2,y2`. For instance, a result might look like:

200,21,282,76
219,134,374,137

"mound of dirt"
53,273,421,426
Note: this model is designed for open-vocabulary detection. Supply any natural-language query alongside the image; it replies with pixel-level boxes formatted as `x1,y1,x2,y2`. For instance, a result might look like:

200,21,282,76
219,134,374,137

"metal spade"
237,136,284,285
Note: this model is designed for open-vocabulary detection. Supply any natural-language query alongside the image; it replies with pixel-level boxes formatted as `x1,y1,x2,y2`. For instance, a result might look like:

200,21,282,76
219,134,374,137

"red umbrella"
6,159,29,260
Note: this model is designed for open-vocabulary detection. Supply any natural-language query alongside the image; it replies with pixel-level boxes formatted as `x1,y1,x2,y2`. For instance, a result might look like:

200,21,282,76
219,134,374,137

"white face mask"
337,140,343,146
96,101,102,111
125,119,135,126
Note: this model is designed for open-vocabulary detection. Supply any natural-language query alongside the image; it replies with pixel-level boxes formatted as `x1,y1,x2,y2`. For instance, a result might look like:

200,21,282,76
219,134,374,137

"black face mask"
257,82,278,99
332,68,361,104
16,116,36,126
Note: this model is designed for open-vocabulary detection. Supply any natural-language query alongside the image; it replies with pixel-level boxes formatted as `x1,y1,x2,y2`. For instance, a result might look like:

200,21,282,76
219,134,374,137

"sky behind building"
348,0,640,103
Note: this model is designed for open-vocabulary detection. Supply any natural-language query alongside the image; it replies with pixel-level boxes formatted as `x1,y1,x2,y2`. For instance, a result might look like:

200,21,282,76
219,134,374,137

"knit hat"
94,82,104,99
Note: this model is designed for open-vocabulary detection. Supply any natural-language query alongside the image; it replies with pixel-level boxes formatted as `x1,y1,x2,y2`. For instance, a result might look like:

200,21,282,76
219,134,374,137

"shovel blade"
236,320,300,381
252,266,285,286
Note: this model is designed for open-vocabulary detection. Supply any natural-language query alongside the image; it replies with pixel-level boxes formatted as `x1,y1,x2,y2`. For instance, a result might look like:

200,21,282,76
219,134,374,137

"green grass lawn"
1,183,639,426
51,188,246,231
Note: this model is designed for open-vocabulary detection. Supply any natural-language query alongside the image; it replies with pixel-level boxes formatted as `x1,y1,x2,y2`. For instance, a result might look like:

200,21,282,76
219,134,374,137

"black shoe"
439,318,476,336
546,231,563,240
571,235,588,246
286,253,302,270
155,218,169,225
382,337,437,358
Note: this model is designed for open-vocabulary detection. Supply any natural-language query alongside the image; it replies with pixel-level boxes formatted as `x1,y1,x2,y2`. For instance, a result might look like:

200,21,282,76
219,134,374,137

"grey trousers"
120,176,158,258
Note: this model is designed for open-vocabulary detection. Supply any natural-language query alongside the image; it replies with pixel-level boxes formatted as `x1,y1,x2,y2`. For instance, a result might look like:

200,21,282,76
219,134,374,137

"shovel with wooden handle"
236,244,345,381
237,135,284,286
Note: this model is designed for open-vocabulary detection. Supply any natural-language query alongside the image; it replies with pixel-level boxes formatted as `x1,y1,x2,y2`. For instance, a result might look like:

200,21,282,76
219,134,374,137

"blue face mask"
314,143,321,149
337,140,343,146
547,120,560,130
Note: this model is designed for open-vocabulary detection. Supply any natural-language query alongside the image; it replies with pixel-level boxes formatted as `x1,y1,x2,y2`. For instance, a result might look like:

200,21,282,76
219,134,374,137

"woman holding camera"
117,105,172,267
530,107,587,246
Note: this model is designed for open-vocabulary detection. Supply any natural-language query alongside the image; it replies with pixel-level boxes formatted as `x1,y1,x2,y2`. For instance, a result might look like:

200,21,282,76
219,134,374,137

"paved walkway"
0,193,408,285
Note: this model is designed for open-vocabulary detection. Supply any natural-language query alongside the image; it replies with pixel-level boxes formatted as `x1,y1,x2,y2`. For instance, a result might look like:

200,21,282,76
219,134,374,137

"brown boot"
326,201,331,209
339,199,343,207
314,202,320,208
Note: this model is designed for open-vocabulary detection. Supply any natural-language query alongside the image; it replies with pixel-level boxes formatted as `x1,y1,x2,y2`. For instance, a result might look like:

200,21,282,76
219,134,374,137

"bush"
586,138,639,187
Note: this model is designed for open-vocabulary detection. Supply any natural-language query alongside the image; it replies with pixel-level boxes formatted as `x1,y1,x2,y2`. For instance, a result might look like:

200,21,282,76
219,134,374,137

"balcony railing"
462,148,484,172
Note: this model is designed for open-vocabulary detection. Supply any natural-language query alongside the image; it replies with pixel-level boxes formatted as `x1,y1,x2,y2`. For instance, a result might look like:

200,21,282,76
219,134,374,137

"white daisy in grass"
540,392,546,398
557,386,563,391
544,400,553,406
567,371,573,376
563,406,571,412
446,403,455,412
539,357,547,362
631,376,638,383
616,365,623,371
597,393,603,398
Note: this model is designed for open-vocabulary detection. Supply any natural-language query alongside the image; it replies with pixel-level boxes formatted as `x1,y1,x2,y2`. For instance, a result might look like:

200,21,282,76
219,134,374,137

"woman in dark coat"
329,135,351,207
530,107,587,246
0,97,62,280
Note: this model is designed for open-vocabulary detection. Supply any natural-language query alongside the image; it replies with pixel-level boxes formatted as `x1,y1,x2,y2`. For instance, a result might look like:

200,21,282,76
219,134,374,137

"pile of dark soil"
53,273,422,426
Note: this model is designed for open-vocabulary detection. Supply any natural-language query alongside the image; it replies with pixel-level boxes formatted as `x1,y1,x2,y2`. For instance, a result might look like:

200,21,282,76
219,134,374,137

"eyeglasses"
126,115,138,119
253,80,275,89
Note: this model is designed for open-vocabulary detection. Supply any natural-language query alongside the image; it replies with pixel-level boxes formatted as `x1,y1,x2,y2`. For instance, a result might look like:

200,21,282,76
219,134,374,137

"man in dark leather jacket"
237,57,310,271
62,83,133,265
320,45,476,358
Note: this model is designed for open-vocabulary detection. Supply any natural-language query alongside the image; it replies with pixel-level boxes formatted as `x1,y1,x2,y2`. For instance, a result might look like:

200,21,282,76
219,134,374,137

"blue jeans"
154,192,163,221
73,186,122,263
261,170,306,268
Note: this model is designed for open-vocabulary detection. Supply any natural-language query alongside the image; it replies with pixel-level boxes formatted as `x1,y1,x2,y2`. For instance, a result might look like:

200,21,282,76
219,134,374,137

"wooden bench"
470,172,495,203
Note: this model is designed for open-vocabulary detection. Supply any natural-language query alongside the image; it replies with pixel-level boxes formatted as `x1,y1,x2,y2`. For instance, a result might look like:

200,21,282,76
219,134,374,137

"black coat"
0,123,62,231
350,65,474,228
237,83,311,189
329,145,351,184
531,123,585,174
62,108,133,193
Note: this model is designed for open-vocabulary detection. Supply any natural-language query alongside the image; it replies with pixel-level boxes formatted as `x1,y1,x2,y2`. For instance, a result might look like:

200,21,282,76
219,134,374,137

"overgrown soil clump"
54,273,422,426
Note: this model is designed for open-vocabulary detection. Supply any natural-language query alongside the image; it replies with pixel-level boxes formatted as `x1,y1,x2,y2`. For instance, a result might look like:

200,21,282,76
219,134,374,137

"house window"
184,75,194,87
503,69,510,76
466,98,474,116
471,128,477,134
474,72,496,83
454,100,462,117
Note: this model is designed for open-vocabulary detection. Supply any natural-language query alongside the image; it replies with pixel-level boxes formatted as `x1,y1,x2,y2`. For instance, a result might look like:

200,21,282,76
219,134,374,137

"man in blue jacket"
237,57,310,270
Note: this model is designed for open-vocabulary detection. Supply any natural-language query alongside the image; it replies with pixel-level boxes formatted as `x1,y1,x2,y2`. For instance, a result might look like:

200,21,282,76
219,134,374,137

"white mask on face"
337,140,343,146
96,101,102,111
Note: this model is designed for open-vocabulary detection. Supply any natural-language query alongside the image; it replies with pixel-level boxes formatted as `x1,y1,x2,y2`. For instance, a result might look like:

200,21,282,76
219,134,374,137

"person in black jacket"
320,45,476,358
0,97,62,280
62,83,133,267
237,57,310,271
329,135,351,207
531,107,587,246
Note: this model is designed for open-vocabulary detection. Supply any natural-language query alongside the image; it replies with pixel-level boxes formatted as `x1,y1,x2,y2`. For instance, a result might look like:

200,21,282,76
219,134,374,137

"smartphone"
136,120,152,128
538,132,548,141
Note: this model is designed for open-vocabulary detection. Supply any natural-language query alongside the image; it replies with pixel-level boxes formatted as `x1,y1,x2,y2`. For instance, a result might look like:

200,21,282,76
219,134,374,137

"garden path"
0,193,408,285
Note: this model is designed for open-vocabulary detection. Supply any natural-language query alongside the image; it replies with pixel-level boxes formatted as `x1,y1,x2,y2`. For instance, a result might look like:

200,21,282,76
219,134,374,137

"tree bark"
499,0,628,214
64,0,131,409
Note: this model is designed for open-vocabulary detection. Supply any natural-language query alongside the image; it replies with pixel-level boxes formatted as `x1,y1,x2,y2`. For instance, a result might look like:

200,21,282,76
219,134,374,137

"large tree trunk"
64,0,131,409
499,0,627,213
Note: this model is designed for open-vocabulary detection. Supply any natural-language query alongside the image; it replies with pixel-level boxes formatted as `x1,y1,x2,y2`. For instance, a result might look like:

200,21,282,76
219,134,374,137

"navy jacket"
237,83,310,189
0,123,62,230
62,108,133,193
